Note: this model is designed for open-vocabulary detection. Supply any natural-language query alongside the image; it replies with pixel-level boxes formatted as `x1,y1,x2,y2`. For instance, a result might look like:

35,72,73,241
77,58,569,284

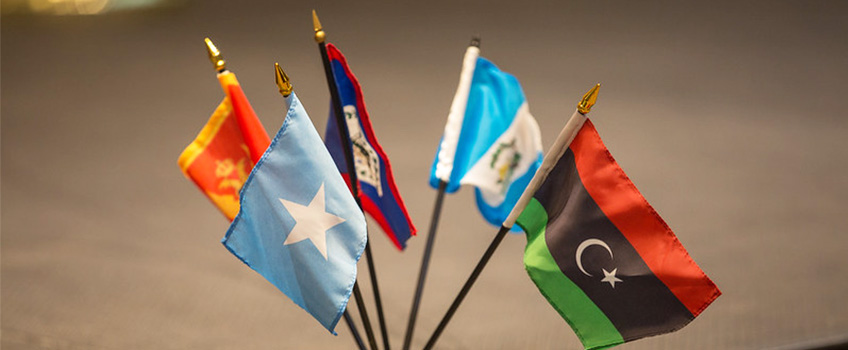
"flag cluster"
178,34,719,349
178,42,416,334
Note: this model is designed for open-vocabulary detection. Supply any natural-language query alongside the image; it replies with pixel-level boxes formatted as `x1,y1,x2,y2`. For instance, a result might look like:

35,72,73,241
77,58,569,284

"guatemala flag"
324,43,417,250
430,46,543,229
223,92,367,334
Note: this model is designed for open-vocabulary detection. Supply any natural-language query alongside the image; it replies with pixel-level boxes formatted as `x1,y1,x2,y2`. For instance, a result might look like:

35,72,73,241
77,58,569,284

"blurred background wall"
2,1,847,349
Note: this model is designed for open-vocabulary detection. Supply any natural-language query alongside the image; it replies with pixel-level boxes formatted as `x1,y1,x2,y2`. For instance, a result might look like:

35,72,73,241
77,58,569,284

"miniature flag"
178,71,271,220
513,115,720,349
324,43,417,250
222,93,367,333
429,46,542,228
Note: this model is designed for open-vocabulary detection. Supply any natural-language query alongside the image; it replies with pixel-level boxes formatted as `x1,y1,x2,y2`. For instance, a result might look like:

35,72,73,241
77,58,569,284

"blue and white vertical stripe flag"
429,46,543,229
222,92,367,334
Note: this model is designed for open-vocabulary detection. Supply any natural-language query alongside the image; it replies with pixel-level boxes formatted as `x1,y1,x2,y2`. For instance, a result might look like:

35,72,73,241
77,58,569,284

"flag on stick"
222,92,367,333
508,88,720,349
312,12,382,350
324,43,417,250
178,39,271,220
429,47,543,228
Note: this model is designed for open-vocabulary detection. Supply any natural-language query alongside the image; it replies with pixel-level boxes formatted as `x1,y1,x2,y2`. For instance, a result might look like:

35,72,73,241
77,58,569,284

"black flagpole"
351,283,378,350
364,236,391,350
275,62,369,350
343,311,368,350
313,10,385,350
403,36,480,350
422,225,510,350
401,180,447,350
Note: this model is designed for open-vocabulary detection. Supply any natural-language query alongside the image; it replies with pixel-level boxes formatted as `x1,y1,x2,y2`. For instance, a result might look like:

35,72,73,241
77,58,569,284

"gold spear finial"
275,63,293,97
204,37,226,72
577,83,600,115
312,10,326,43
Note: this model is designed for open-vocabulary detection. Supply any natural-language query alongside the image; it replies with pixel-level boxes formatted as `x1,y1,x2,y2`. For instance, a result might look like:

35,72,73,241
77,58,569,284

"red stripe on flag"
228,84,271,164
570,120,720,316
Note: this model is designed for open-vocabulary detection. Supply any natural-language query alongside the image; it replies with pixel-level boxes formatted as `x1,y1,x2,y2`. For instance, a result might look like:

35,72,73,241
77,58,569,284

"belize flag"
324,43,417,250
430,45,543,229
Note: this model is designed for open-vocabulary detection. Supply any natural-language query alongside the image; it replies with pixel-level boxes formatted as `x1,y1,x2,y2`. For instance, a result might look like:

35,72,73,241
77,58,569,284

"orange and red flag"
178,72,270,220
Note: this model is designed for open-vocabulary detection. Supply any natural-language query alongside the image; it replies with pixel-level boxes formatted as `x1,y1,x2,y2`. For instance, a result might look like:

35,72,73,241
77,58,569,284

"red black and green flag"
514,118,720,349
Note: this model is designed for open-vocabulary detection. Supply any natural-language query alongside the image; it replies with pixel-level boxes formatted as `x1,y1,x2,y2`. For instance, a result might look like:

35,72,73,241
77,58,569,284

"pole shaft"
343,310,368,350
422,225,511,350
352,281,379,350
318,41,386,350
364,238,391,350
318,43,360,201
402,181,448,350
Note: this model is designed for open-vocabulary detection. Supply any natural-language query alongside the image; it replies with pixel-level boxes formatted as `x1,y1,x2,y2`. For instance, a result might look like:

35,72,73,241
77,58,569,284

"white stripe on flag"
460,103,542,206
434,46,480,182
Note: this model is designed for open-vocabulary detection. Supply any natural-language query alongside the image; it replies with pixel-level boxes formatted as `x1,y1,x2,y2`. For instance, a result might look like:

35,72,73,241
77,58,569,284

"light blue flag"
222,93,367,334
430,49,543,229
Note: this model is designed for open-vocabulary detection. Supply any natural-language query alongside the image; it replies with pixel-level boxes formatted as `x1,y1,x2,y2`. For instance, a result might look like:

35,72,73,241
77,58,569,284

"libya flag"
515,119,720,350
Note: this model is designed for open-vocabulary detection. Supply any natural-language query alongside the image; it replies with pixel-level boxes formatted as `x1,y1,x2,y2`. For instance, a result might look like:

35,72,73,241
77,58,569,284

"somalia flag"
430,46,542,228
324,43,417,250
223,93,367,334
514,112,720,349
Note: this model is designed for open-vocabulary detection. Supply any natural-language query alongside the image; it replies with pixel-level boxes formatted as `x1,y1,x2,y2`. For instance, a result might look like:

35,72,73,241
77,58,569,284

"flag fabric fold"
222,92,367,333
429,51,543,228
514,116,720,349
178,72,271,220
323,43,417,250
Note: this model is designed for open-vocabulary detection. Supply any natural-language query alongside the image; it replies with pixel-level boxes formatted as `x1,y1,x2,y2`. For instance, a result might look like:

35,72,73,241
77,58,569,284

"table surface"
3,1,848,349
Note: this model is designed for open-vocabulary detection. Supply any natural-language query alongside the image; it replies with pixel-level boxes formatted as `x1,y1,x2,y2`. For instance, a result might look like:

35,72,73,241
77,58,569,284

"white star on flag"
279,183,346,260
601,268,623,288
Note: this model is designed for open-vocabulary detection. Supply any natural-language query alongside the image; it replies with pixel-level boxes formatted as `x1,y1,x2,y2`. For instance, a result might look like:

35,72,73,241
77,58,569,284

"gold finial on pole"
312,9,326,43
275,63,293,97
204,37,227,72
577,83,600,115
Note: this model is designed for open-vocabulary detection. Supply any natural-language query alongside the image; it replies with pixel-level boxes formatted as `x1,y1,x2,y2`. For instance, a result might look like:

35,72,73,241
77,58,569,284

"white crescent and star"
575,238,623,288
278,183,346,260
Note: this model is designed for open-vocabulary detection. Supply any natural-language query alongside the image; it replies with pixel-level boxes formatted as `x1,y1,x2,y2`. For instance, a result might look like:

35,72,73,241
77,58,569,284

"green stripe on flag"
518,198,624,350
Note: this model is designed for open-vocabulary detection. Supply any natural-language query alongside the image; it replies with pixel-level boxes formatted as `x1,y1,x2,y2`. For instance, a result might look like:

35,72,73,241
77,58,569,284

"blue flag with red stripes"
324,43,417,250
